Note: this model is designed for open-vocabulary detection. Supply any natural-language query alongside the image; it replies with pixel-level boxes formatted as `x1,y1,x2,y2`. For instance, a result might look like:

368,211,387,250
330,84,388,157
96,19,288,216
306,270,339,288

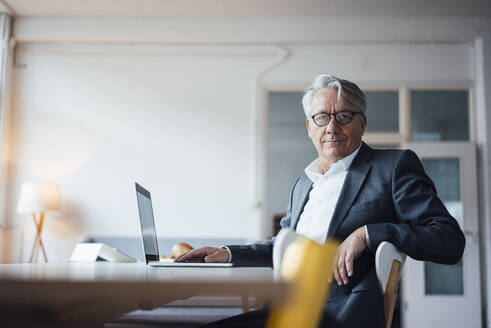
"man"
177,74,465,328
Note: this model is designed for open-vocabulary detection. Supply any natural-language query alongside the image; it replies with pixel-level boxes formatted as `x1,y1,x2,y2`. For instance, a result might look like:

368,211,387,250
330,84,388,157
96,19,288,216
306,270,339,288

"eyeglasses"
310,110,363,127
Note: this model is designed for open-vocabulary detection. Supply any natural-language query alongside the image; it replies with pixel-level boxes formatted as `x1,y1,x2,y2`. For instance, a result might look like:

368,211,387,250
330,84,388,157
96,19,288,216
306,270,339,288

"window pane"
425,261,464,295
422,158,464,295
365,91,399,132
411,90,469,141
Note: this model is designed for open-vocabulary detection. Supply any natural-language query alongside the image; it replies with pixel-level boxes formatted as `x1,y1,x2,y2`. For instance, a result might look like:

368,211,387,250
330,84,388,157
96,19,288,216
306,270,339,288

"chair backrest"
267,231,338,328
272,228,298,272
375,241,407,328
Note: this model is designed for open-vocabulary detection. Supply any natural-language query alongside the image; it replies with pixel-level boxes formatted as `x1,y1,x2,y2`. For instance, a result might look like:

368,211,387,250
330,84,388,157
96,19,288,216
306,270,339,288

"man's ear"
306,118,312,136
361,115,367,135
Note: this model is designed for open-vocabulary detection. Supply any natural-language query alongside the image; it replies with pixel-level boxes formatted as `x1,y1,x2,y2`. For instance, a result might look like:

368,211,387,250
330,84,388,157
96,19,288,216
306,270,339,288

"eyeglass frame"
310,110,364,127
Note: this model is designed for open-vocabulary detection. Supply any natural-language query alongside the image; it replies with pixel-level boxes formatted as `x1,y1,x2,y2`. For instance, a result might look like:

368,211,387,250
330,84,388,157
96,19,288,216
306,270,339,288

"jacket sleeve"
226,177,300,267
366,149,465,264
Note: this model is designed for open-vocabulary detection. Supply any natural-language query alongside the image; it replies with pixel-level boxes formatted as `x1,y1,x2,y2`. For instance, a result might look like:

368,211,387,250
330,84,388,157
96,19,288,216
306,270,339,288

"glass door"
402,142,481,328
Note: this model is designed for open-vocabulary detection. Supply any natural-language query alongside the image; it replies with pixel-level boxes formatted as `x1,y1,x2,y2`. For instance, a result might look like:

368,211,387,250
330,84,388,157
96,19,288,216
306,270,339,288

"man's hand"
332,226,367,286
175,247,230,263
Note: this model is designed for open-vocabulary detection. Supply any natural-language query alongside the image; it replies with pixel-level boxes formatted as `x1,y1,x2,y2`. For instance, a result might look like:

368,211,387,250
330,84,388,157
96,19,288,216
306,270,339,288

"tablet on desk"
135,182,234,268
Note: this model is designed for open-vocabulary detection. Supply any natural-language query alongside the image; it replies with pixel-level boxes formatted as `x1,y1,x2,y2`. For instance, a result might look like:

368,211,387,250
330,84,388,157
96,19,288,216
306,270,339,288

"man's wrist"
220,246,232,263
355,225,365,239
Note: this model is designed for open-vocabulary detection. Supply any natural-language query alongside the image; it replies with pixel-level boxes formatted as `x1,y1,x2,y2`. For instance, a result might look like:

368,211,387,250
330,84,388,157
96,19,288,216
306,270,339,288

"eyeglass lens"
313,111,354,126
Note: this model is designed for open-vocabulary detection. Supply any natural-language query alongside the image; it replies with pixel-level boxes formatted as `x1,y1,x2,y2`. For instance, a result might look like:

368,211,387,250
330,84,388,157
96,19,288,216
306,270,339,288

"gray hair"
302,74,367,117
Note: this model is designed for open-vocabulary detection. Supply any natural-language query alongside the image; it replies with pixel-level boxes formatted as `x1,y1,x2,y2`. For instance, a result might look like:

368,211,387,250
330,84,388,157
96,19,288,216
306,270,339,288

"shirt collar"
305,143,362,183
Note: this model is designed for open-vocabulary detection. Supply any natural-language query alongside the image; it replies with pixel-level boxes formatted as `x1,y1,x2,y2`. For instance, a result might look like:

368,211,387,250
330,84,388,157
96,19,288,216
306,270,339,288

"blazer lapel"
291,175,313,230
327,143,373,238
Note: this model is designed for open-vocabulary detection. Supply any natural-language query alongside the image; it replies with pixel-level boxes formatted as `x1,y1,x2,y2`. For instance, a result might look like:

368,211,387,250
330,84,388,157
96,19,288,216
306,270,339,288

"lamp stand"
29,212,48,263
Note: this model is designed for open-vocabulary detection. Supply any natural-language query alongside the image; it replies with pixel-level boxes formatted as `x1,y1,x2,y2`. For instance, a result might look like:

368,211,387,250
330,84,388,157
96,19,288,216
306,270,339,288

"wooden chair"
375,241,407,328
267,229,338,328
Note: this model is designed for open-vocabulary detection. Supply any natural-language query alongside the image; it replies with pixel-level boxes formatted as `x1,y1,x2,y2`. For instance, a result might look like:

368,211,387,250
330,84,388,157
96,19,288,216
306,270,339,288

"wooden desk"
0,263,288,327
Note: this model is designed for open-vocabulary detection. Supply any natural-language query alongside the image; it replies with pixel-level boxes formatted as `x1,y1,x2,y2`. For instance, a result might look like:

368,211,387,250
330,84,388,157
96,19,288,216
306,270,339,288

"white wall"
7,40,476,256
8,43,283,260
262,43,474,86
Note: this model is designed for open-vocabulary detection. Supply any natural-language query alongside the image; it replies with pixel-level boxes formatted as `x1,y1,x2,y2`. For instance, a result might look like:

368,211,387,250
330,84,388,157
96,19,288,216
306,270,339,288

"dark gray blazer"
227,142,465,328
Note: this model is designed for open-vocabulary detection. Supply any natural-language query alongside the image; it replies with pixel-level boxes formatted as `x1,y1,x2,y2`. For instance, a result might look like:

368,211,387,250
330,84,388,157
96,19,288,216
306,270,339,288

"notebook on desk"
135,182,233,267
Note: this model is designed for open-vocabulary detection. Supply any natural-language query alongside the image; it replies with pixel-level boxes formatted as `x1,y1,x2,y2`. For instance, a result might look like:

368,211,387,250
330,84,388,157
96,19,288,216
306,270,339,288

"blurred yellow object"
267,236,338,328
170,243,193,259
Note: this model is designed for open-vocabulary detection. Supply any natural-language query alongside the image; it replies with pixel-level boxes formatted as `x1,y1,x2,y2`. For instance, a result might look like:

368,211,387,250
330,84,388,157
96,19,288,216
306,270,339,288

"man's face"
306,88,366,164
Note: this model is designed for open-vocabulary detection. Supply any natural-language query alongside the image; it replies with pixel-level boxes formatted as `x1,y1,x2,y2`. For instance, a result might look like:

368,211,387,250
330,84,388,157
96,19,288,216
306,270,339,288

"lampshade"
17,182,61,214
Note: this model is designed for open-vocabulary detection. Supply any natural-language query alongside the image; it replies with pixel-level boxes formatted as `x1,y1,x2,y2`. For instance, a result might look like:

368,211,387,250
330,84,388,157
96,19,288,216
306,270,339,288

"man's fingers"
204,249,228,263
332,251,342,286
338,255,348,285
331,228,367,285
176,248,208,262
332,265,342,286
345,253,354,277
175,249,195,262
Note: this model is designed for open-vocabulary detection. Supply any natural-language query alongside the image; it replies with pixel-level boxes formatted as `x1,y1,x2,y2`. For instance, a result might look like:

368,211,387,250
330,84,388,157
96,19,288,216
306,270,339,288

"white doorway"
402,142,482,328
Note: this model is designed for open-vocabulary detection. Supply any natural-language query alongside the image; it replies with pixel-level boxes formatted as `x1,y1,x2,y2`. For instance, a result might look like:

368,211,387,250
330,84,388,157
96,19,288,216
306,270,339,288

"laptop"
135,182,233,267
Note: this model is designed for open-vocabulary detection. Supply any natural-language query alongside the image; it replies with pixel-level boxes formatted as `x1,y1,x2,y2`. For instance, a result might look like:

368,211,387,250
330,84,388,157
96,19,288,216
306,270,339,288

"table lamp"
17,182,61,263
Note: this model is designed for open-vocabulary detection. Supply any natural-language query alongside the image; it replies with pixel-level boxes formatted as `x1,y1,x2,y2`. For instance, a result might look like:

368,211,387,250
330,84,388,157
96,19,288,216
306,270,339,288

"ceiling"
2,0,490,18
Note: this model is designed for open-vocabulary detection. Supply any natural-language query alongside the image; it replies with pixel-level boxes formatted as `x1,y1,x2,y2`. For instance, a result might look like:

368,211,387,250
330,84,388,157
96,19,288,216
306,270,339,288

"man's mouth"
322,139,346,143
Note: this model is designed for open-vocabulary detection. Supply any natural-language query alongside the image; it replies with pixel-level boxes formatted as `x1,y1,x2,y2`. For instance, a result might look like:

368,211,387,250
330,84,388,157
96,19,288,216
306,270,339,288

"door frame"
402,141,482,328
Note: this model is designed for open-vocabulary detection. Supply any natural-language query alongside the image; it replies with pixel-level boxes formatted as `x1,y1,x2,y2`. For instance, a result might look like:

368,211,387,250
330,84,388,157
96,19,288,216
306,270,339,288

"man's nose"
325,117,340,134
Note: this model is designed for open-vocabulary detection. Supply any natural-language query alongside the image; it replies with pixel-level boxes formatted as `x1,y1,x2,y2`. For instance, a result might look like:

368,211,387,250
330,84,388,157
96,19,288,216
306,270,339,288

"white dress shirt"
225,144,366,263
296,145,362,244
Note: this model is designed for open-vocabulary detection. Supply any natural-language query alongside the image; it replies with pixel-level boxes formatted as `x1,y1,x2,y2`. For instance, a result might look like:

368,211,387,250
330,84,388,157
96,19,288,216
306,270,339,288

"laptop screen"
135,183,160,263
